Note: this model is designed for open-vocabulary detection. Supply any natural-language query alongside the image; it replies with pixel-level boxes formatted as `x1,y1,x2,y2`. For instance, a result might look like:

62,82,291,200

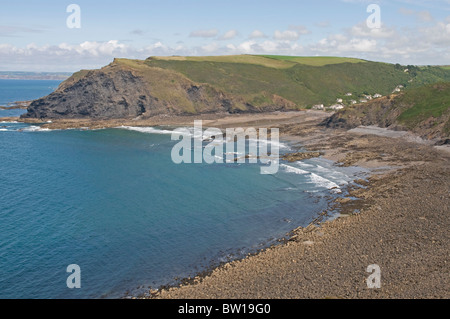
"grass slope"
325,82,450,139
144,55,450,110
397,82,450,134
54,55,450,118
260,55,367,66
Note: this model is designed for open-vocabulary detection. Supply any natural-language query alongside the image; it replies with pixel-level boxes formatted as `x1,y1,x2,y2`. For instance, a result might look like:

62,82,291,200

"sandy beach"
3,111,449,299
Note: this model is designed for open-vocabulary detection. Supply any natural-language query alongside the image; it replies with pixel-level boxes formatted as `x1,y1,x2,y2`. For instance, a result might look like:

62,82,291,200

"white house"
373,93,382,98
345,93,353,96
350,100,358,105
360,99,368,103
312,104,325,110
328,104,344,110
336,98,343,103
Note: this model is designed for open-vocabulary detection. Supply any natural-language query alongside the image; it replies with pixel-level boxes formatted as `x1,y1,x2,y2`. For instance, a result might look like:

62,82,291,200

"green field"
142,55,450,110
152,54,368,68
60,54,450,118
151,55,296,69
260,55,367,66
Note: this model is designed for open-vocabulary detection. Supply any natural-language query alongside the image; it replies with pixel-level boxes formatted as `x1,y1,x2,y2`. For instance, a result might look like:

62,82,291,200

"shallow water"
0,81,369,299
0,79,61,117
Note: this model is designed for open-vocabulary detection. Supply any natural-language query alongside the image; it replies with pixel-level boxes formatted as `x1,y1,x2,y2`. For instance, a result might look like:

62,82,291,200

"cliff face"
22,59,240,119
24,69,147,119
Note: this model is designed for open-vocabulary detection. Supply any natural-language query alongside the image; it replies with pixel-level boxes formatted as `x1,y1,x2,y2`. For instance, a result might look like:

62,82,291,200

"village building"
328,104,344,110
312,104,325,110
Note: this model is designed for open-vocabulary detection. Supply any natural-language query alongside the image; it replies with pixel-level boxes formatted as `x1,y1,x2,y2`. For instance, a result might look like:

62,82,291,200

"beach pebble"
303,240,315,246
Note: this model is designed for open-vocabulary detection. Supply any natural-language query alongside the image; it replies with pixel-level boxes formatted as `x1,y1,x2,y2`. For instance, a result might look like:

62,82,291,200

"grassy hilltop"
23,55,450,120
143,55,450,109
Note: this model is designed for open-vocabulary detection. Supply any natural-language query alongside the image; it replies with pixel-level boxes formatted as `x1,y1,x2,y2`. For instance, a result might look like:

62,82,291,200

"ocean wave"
21,126,52,132
118,126,197,137
280,164,309,175
119,126,176,135
0,128,9,131
0,121,19,124
296,162,315,168
248,138,289,150
310,173,341,193
281,164,342,192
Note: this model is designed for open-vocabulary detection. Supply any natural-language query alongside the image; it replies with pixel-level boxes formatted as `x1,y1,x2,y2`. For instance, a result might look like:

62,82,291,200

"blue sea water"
0,80,369,299
0,79,62,117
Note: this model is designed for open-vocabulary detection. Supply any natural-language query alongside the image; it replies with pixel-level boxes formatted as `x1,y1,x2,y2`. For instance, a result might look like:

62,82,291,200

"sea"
0,79,369,299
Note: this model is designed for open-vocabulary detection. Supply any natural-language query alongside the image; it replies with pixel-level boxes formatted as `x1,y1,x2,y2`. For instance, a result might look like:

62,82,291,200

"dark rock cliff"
21,62,237,120
23,69,151,119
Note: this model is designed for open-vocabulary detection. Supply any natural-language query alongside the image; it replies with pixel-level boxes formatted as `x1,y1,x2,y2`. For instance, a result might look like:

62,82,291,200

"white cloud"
350,22,396,38
3,15,450,72
288,25,311,35
249,30,268,39
273,26,310,41
219,30,238,40
274,30,300,41
0,25,43,37
399,8,434,22
201,42,220,52
189,29,219,38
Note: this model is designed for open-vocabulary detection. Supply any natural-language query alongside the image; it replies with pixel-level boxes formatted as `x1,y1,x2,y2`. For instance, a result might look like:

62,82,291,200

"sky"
1,0,450,71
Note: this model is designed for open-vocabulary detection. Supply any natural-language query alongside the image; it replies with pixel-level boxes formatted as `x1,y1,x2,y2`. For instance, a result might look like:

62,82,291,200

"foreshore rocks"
282,151,324,162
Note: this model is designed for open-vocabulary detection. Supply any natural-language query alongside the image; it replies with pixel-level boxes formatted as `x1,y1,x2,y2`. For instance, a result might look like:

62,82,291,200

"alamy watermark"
367,4,381,29
366,264,381,289
66,4,81,29
170,121,280,174
66,264,81,289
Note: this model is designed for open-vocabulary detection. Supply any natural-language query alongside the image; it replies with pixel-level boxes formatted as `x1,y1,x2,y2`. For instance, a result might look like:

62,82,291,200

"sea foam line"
21,126,52,132
118,126,195,137
281,164,341,193
280,164,309,175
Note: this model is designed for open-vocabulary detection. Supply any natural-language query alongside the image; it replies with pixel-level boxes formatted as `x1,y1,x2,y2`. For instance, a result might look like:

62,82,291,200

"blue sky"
1,0,450,71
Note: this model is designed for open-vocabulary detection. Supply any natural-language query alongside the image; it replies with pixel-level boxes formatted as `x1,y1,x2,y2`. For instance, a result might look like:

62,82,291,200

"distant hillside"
0,71,72,81
22,55,450,120
323,82,450,141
